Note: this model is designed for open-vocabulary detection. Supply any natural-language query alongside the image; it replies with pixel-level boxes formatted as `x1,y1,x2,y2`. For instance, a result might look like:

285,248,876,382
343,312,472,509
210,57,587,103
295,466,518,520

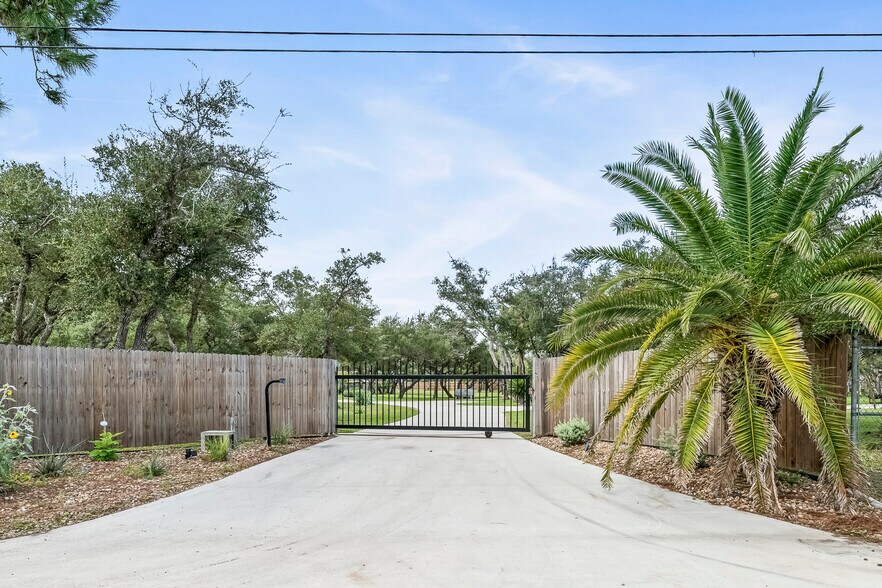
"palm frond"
768,69,831,198
678,348,735,472
549,287,676,349
816,213,882,266
610,211,691,263
601,162,686,232
547,322,651,410
770,129,856,236
781,213,818,262
745,315,815,426
813,379,867,509
811,252,882,282
816,154,882,229
635,140,703,189
729,345,775,508
812,277,882,338
715,87,772,260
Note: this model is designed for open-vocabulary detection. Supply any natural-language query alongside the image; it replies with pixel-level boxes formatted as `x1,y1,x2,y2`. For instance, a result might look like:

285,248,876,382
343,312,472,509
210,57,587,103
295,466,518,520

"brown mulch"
532,436,882,543
0,437,327,540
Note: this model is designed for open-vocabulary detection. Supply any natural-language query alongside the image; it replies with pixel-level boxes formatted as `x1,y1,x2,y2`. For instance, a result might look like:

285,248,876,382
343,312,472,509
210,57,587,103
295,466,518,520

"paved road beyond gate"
336,363,530,432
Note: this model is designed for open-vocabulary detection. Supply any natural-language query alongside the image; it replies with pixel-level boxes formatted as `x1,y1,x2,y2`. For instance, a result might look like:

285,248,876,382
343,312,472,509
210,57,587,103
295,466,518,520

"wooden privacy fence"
532,336,848,474
0,345,337,452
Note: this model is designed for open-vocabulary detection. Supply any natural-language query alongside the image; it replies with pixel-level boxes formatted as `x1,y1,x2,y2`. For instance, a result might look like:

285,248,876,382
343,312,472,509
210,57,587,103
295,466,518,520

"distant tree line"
0,77,612,366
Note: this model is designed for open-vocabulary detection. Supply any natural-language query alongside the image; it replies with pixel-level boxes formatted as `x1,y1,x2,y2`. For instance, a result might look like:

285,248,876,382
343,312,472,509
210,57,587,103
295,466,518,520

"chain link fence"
849,334,882,500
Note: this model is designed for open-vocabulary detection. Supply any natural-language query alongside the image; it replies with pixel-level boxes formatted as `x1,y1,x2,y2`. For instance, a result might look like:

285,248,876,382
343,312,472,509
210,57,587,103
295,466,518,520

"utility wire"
3,45,882,55
4,26,882,39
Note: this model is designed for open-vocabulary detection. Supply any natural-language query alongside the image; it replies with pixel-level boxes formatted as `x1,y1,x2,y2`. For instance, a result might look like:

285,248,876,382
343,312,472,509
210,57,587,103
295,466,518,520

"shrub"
89,431,123,461
553,417,590,446
34,449,71,478
657,426,678,459
354,389,372,406
775,469,805,486
205,436,230,462
140,454,167,479
271,424,295,445
658,426,710,467
0,384,36,483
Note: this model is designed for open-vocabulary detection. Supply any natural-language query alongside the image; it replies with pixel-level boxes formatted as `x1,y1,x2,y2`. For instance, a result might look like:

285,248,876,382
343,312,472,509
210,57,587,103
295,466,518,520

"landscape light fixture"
264,377,287,447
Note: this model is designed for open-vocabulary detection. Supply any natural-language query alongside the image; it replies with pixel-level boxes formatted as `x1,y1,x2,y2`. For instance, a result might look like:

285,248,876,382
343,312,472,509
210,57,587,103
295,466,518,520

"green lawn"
861,448,882,501
848,411,882,500
505,409,530,430
337,402,419,428
847,394,882,406
846,411,882,445
354,389,526,402
458,397,523,407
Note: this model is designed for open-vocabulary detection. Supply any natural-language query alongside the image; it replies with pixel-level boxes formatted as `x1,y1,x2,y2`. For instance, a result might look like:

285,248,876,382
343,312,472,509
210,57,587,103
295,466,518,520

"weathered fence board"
0,345,337,452
533,336,848,474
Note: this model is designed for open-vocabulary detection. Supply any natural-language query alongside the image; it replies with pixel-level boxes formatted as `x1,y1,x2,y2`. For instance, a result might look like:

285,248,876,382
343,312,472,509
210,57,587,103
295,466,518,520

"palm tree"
549,71,882,512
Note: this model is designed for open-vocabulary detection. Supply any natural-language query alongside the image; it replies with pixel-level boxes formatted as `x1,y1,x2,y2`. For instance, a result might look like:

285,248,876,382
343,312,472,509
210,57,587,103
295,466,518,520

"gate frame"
335,365,531,433
851,331,882,443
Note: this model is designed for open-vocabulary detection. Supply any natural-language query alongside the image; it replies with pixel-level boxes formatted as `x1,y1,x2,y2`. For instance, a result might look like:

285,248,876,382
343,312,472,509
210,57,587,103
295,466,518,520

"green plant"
354,389,372,406
205,436,230,462
657,427,711,468
89,431,123,462
657,426,679,459
554,417,590,446
775,469,807,486
140,454,167,479
0,384,36,483
549,72,880,512
34,449,72,478
271,424,295,445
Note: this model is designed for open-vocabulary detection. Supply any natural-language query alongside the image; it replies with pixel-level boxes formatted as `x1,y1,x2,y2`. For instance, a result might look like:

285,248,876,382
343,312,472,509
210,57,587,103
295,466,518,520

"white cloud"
421,71,451,84
301,145,378,171
349,97,610,314
511,55,636,100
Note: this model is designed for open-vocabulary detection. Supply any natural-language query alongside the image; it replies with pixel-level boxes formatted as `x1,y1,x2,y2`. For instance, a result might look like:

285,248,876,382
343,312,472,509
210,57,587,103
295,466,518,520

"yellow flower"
8,431,19,440
4,389,11,397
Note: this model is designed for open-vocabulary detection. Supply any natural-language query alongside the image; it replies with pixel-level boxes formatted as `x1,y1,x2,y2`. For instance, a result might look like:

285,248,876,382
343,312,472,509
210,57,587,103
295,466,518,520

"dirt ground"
0,437,326,540
532,436,882,543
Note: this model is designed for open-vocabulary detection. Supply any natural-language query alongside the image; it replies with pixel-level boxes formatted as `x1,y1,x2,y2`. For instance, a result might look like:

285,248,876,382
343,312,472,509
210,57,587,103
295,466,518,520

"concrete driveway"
373,399,522,428
2,431,880,587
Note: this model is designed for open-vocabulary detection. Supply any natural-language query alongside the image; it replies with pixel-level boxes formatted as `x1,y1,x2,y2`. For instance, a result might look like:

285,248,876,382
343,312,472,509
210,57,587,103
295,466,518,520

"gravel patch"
0,437,326,540
532,436,882,543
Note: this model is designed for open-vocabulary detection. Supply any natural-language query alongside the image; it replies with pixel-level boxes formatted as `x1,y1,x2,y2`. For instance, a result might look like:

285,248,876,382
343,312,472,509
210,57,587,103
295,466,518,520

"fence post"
532,357,543,437
851,331,860,445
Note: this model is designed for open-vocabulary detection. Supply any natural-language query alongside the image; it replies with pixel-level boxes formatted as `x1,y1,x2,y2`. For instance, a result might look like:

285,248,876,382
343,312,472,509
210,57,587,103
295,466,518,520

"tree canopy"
0,0,117,113
550,71,882,512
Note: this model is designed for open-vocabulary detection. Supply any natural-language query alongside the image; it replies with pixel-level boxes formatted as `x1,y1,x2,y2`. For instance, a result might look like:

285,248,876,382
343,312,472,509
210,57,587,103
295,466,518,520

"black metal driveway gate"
336,363,531,433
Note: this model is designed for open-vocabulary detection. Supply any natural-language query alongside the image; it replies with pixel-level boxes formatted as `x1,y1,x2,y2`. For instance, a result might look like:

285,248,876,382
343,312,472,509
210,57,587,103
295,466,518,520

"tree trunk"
114,305,135,349
132,306,160,350
37,307,61,346
185,302,199,352
10,254,33,345
89,324,112,349
164,313,178,353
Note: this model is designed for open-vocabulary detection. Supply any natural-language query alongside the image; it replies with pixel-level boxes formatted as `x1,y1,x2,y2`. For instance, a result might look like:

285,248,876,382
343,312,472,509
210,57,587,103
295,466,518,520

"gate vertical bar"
851,331,860,444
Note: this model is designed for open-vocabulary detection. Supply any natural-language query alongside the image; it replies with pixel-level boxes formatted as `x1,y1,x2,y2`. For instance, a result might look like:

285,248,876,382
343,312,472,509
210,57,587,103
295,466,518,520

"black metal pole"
265,377,286,447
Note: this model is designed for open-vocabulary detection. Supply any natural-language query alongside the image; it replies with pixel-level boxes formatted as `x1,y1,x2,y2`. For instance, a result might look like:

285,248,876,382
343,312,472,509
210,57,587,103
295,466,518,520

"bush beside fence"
532,336,848,475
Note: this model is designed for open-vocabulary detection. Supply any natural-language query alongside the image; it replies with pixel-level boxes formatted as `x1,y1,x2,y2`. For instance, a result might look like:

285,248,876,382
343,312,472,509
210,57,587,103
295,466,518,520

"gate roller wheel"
485,430,492,438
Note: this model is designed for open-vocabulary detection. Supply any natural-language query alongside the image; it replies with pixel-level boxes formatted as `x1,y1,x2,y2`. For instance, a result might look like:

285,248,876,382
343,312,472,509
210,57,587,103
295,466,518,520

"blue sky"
3,1,882,315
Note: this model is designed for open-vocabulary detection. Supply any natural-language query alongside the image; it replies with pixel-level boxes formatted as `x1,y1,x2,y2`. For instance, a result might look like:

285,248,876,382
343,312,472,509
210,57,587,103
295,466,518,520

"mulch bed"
532,436,882,543
0,437,326,540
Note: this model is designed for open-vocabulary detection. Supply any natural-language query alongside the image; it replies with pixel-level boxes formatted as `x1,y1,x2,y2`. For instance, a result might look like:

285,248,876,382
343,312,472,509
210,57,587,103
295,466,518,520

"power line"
5,26,882,39
4,44,882,55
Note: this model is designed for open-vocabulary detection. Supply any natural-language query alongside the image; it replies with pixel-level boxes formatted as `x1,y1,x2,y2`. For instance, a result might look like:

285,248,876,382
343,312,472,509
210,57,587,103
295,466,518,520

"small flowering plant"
0,384,37,483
